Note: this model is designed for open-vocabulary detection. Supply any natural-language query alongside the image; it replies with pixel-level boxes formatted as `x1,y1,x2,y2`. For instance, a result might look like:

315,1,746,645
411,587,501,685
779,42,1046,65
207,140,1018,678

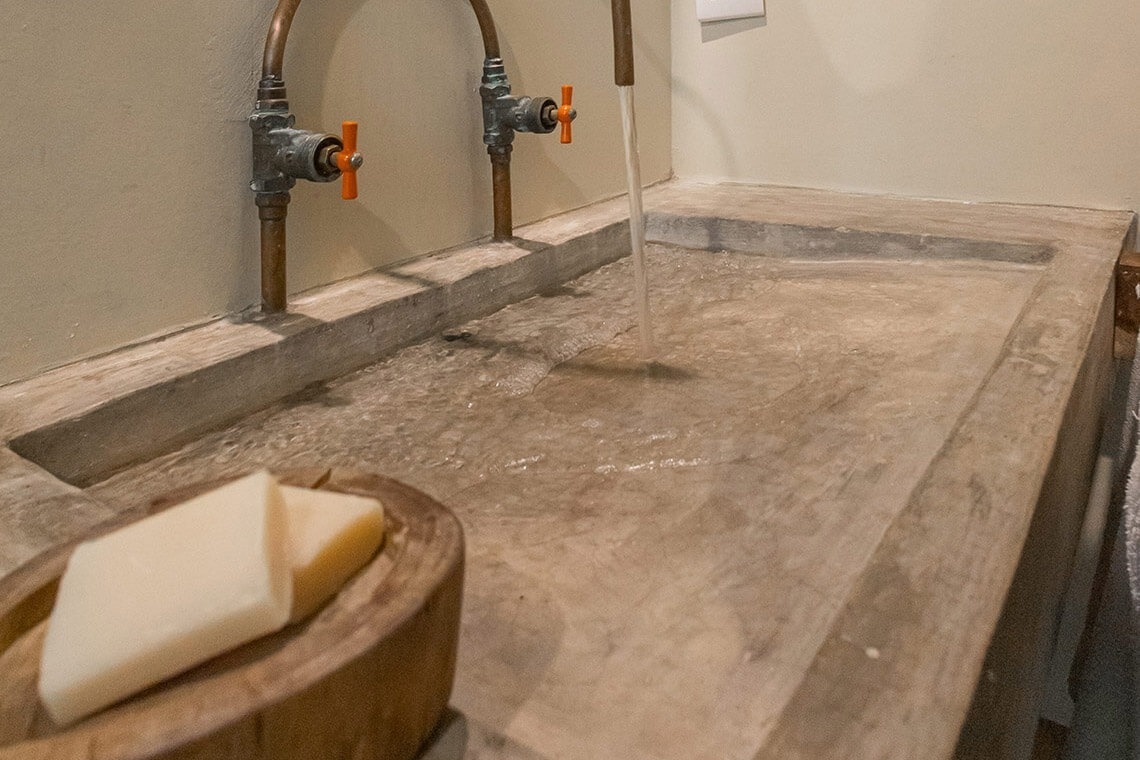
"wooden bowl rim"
0,469,464,759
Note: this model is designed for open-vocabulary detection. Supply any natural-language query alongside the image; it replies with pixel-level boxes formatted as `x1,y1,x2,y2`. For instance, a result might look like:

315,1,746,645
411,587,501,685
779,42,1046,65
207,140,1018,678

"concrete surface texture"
82,246,1051,758
0,183,1130,758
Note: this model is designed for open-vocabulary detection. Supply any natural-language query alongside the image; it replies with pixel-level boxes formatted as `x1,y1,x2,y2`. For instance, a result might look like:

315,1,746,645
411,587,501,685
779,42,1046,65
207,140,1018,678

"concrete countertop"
0,181,1133,759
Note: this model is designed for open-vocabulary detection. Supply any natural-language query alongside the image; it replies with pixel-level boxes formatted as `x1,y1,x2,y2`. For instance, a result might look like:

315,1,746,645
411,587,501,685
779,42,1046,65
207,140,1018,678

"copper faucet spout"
611,0,635,86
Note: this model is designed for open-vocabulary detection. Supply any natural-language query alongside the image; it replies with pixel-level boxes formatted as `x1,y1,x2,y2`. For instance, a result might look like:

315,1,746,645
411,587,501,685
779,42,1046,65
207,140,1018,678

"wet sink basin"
0,182,1131,760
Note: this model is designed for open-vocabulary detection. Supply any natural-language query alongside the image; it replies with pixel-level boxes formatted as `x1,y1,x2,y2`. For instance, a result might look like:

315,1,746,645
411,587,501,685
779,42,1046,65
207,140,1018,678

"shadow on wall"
702,15,766,43
279,0,492,283
245,0,672,299
274,0,597,287
291,183,407,278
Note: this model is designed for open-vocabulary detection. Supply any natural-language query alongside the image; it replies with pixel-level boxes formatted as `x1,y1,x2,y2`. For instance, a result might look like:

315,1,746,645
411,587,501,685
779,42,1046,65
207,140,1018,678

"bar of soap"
38,470,293,727
282,486,385,622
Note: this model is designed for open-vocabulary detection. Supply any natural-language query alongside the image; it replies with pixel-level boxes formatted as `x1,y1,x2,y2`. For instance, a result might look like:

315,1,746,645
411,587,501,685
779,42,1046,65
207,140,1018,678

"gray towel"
1065,522,1134,759
1064,344,1140,759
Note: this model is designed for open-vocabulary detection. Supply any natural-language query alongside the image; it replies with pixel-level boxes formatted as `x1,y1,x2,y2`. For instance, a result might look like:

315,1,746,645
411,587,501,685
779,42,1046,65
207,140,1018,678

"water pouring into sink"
612,0,654,360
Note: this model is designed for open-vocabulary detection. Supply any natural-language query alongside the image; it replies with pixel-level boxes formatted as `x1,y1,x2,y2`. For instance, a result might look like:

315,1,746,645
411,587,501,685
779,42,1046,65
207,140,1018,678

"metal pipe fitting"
479,58,513,149
252,0,543,289
480,59,559,141
480,57,570,240
478,57,513,240
510,96,559,135
249,105,346,314
611,0,635,86
251,111,344,192
275,129,343,183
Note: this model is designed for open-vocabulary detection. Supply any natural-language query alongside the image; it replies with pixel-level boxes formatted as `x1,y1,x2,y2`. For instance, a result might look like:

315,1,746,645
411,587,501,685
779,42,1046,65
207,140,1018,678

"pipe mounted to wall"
251,0,576,312
261,0,501,82
611,0,635,86
250,0,363,313
468,0,501,59
474,5,577,240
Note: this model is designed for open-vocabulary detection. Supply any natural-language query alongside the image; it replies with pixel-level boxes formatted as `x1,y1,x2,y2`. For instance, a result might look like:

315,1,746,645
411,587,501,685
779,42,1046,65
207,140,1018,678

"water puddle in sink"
86,244,1044,758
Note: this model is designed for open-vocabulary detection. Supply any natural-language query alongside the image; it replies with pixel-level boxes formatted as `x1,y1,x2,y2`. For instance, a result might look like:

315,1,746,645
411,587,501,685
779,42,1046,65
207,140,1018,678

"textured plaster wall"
0,0,671,386
672,0,1140,211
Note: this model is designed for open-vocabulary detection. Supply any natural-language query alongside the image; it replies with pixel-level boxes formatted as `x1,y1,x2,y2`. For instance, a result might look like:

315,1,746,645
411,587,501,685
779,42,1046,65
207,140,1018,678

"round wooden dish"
0,469,465,760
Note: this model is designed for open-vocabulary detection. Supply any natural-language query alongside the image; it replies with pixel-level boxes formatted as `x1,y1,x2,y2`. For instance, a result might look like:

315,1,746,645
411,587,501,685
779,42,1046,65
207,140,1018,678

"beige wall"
21,0,1138,388
0,0,671,386
672,0,1140,211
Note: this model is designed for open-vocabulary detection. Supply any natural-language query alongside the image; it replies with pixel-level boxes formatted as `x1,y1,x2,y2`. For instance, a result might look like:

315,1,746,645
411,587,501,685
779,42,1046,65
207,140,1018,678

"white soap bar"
38,471,293,726
282,486,385,622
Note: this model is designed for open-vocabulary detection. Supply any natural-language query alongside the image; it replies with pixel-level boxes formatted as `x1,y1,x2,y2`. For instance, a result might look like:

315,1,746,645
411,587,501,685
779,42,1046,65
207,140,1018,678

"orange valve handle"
557,85,575,144
335,121,362,200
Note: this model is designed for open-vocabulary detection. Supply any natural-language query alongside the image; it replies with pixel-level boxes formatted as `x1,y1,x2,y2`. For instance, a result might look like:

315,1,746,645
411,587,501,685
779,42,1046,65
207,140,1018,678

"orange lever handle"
557,85,575,144
336,121,361,200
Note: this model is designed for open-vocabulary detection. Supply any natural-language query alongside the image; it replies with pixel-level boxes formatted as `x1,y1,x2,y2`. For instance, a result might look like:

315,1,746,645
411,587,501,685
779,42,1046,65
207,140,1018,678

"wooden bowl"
0,469,465,760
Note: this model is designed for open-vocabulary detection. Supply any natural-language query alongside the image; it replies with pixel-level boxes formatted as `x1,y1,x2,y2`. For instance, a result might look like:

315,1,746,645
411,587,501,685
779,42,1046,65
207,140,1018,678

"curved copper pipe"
468,0,501,59
262,0,302,83
256,0,505,310
262,0,500,84
468,0,508,239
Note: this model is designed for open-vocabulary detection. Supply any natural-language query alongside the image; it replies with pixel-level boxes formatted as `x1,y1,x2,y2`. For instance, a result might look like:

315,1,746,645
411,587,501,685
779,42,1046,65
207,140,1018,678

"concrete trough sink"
0,181,1132,759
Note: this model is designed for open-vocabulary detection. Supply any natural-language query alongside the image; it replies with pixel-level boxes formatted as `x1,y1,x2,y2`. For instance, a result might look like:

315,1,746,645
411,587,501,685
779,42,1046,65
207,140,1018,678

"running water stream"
611,0,653,360
618,85,654,360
